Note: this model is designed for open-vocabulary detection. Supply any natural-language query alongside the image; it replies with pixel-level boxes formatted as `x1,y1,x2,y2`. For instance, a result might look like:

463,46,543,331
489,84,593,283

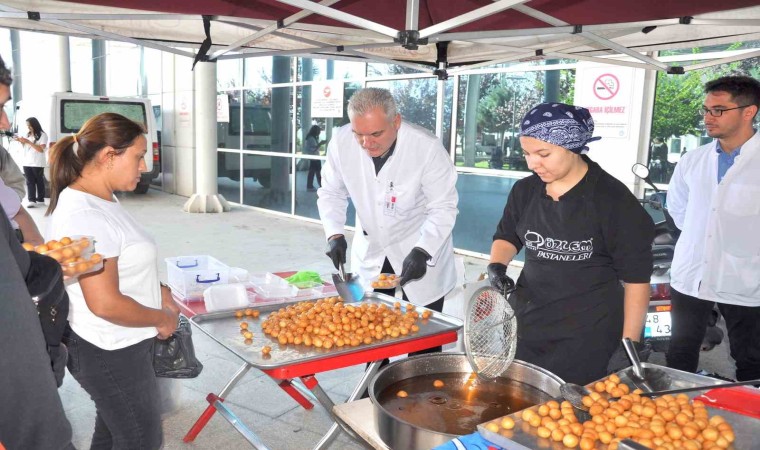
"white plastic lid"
203,283,249,312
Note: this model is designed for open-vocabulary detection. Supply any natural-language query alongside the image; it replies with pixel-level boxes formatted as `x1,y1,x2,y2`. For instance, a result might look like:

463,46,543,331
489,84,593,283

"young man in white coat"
317,87,458,356
666,75,760,382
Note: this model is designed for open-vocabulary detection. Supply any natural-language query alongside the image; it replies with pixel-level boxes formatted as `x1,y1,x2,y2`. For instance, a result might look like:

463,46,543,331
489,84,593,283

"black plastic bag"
153,316,203,378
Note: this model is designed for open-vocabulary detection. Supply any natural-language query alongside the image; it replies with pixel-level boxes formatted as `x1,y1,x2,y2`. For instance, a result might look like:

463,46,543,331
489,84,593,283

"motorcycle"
632,163,724,353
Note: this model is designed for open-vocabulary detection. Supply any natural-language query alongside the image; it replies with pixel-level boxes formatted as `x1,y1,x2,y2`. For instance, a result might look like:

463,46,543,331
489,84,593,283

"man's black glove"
607,340,652,374
325,235,347,270
487,262,516,296
399,247,430,286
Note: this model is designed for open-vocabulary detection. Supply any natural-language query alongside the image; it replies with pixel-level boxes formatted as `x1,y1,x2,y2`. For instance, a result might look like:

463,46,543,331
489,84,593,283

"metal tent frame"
0,0,758,76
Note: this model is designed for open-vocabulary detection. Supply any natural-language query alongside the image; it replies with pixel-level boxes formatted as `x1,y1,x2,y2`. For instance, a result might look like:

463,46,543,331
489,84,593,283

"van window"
229,105,271,136
60,100,147,133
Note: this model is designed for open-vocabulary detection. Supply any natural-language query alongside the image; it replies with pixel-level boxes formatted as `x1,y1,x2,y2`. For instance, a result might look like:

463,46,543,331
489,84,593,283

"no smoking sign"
593,73,620,100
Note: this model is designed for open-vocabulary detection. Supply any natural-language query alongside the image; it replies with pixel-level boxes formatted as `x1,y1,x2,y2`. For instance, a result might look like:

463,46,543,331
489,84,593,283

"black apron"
510,167,623,385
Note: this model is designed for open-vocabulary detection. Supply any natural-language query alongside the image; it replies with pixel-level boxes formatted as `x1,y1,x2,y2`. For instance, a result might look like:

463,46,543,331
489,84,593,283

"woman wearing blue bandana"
487,103,655,385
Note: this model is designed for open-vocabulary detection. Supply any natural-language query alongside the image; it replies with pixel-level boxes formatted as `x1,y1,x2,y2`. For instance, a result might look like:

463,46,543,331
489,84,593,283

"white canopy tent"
0,0,758,77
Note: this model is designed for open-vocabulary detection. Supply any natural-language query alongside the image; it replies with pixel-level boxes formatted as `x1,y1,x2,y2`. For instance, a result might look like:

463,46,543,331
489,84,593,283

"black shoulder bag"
25,251,70,387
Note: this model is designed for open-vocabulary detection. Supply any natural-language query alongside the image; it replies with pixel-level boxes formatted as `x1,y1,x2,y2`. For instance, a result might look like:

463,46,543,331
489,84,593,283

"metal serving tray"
190,292,463,371
478,363,760,450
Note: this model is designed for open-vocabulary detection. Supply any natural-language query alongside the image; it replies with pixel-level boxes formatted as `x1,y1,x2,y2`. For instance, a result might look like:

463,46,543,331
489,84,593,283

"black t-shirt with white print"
493,156,654,341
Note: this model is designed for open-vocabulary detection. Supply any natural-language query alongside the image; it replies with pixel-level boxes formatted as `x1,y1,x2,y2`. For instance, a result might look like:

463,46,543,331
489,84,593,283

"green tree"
652,52,760,141
651,71,705,140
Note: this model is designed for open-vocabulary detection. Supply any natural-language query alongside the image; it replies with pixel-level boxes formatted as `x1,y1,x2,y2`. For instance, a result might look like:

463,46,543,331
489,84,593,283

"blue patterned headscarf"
520,103,601,154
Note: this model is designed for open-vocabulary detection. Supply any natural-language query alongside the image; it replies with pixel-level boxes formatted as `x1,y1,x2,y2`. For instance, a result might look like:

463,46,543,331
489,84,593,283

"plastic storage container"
37,235,104,278
165,255,230,300
370,273,400,289
249,272,298,299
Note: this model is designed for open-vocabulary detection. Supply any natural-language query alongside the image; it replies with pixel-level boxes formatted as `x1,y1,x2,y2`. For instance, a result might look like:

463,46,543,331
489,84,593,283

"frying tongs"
332,261,365,303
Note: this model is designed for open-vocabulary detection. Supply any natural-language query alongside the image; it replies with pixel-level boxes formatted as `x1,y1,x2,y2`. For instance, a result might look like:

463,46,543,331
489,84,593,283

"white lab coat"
668,131,760,306
317,121,458,305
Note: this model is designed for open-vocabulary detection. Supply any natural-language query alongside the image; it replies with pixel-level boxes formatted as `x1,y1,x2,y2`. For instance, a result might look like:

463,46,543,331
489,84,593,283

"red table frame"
175,276,457,449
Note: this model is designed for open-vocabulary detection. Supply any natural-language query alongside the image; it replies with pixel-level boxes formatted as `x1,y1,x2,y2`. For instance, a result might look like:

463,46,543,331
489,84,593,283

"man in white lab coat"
317,88,458,335
666,75,760,382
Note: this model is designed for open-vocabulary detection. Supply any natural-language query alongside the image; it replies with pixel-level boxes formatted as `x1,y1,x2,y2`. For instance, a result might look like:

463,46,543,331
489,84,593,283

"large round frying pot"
369,353,564,450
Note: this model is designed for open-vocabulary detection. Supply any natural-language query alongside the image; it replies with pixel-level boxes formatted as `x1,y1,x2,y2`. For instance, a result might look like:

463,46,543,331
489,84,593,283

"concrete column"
301,58,313,142
10,30,22,111
269,56,291,197
58,36,71,93
325,59,334,141
463,74,481,167
92,39,107,96
543,59,559,103
183,60,230,213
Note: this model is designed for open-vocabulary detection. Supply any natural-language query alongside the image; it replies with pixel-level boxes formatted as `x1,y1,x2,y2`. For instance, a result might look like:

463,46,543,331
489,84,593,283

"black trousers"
23,166,45,202
306,159,321,189
63,328,163,450
666,288,760,381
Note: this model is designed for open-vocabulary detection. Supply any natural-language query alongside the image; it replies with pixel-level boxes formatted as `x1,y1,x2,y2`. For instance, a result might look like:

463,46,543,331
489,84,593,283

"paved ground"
26,188,736,449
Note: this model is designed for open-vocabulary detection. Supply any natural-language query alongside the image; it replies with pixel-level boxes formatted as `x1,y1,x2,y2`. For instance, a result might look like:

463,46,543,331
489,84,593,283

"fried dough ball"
260,298,421,350
261,345,271,355
433,379,444,388
396,390,408,398
500,417,515,430
509,374,737,450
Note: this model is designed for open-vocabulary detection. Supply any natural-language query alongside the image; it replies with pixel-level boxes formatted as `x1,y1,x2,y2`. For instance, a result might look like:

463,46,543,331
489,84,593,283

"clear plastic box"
37,235,103,278
165,255,230,300
370,273,400,289
249,272,299,299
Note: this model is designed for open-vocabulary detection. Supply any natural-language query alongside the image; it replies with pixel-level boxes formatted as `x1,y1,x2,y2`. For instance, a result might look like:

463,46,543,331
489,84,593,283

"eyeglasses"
698,105,752,117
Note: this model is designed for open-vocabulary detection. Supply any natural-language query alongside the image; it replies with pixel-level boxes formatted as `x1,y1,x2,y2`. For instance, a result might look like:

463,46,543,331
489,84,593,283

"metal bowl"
369,353,564,450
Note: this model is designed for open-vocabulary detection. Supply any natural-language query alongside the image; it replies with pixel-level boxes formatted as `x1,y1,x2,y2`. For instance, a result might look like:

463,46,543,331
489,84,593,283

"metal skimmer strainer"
463,286,518,379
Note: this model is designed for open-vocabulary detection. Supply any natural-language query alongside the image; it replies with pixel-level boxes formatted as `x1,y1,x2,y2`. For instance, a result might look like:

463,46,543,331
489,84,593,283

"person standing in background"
15,117,48,207
304,124,326,191
666,75,760,382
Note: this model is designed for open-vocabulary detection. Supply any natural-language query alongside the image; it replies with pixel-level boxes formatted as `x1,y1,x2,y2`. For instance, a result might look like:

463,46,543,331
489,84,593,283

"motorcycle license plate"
644,311,672,338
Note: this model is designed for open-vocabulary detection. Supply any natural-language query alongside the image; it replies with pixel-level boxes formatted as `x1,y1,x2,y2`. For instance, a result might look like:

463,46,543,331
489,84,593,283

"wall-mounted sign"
311,81,344,118
576,66,634,138
217,94,229,123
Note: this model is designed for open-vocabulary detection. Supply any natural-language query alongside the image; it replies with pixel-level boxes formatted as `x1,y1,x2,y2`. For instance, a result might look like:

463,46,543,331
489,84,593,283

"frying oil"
377,372,551,435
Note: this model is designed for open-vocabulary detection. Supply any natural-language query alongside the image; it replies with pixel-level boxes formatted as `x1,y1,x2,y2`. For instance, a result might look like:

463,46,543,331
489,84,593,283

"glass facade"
5,27,755,257
215,57,566,256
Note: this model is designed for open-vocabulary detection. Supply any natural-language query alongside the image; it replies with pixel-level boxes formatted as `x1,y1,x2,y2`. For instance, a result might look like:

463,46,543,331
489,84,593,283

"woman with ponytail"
46,112,179,449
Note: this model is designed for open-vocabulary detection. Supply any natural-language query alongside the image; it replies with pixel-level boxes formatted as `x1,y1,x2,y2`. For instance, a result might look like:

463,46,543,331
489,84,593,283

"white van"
15,92,160,194
216,100,273,188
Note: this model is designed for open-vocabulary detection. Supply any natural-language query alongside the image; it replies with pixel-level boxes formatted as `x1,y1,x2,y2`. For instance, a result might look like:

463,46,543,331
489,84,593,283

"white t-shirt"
22,131,48,167
48,188,161,350
0,178,20,229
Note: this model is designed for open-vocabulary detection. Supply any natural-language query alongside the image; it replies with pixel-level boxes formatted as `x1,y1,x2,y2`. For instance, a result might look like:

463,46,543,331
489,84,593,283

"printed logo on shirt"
524,230,594,261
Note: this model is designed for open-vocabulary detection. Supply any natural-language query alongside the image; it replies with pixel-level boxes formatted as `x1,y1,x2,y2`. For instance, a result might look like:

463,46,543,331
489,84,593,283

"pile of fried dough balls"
261,296,430,350
484,373,735,450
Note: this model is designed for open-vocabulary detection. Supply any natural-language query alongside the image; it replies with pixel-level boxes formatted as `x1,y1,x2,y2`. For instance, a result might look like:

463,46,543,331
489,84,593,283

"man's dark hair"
705,75,760,114
0,55,12,87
